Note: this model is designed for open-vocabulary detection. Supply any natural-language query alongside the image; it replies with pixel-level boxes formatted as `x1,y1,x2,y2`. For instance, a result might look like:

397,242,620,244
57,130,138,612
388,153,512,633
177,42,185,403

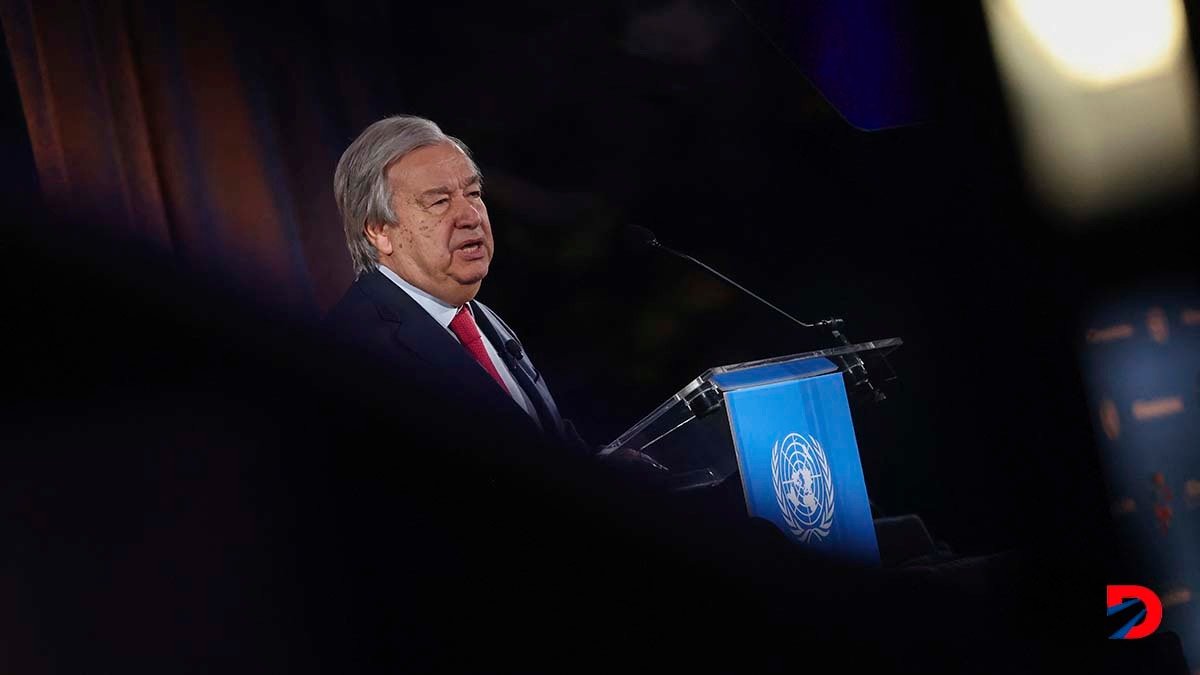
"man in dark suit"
323,115,586,456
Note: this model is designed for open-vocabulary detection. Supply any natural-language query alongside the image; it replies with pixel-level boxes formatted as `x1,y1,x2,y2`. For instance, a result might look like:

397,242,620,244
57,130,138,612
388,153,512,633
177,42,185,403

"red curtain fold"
0,0,370,313
2,0,171,246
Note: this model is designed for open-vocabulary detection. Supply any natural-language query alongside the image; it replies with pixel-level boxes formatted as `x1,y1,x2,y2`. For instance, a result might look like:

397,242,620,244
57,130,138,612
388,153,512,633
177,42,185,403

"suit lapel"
356,271,536,428
470,300,562,441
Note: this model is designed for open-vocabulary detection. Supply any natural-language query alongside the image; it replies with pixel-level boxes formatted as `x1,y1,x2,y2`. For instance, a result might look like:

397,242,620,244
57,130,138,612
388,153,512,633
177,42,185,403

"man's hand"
604,446,670,472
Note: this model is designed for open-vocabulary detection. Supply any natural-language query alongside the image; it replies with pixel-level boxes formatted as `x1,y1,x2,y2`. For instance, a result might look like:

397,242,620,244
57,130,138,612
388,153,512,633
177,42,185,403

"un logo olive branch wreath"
771,433,834,542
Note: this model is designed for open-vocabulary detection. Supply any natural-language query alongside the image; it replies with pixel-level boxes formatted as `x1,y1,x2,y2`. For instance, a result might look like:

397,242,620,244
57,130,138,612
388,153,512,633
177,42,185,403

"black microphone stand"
818,318,886,403
630,224,887,403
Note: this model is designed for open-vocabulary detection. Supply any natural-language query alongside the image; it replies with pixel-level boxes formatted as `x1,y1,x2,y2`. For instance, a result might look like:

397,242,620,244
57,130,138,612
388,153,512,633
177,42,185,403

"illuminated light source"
1100,398,1121,439
1146,307,1170,344
1160,586,1192,608
1186,479,1200,500
1086,323,1135,343
983,0,1200,222
1132,397,1185,420
1006,0,1186,88
1112,497,1137,515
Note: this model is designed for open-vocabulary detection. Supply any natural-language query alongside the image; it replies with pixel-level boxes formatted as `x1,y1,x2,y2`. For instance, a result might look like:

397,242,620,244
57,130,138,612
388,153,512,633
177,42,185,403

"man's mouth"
454,239,487,259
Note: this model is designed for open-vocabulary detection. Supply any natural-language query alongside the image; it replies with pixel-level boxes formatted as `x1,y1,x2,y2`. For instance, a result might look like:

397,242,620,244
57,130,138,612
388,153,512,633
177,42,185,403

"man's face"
378,142,492,306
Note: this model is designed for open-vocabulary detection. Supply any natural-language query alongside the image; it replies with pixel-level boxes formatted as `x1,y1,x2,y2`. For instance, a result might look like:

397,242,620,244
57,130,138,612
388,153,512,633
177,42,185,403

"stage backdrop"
1080,284,1200,663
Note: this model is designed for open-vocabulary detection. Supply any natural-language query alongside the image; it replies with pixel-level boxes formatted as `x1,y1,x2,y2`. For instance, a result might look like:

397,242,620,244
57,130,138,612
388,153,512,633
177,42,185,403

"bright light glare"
1008,0,1186,86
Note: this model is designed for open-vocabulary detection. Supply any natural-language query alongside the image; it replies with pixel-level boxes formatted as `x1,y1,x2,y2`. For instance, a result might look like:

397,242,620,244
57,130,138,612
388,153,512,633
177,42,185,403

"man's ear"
364,221,393,256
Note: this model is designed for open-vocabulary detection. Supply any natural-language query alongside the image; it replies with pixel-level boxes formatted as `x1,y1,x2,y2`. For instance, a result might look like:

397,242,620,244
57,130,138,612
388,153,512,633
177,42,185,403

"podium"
600,338,901,567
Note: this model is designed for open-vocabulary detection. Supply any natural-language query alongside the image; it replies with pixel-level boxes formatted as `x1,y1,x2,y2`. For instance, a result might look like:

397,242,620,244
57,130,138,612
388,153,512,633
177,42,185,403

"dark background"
4,0,1198,672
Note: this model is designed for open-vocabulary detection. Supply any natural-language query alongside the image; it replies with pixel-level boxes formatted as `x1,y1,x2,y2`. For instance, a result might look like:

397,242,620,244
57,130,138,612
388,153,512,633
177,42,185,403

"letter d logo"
1107,585,1163,639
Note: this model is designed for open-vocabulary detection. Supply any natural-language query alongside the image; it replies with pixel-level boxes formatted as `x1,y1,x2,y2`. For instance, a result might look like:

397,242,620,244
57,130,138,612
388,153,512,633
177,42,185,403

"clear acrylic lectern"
599,338,902,564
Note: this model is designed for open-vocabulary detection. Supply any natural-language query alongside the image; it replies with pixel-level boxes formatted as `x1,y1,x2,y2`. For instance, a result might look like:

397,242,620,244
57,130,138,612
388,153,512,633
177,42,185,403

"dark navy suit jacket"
323,269,588,456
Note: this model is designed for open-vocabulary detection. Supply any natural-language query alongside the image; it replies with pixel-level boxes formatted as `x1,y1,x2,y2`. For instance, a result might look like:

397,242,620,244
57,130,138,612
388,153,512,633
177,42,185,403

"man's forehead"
388,143,480,192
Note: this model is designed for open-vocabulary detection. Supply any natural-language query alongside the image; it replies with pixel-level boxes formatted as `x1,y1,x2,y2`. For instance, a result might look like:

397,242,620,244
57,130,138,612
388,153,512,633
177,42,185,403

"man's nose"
451,195,483,228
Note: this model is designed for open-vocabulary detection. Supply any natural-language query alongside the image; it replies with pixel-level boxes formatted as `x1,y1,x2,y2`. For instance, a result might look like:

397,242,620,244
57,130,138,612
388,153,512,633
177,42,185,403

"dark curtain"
0,0,401,313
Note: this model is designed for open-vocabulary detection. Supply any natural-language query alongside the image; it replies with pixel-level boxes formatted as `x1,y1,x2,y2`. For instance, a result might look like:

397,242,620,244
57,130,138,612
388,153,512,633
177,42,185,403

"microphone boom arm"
652,236,840,331
635,225,887,402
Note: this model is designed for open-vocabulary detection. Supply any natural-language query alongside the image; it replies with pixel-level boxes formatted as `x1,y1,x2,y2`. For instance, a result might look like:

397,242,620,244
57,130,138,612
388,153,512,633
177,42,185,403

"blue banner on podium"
718,364,880,566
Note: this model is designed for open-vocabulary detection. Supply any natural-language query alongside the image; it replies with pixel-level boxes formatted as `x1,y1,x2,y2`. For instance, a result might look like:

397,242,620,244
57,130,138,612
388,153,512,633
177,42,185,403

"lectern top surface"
684,337,903,396
601,338,902,454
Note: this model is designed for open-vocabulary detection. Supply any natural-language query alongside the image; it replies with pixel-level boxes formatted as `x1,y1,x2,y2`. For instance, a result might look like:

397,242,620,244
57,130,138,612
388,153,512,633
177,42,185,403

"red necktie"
449,305,511,395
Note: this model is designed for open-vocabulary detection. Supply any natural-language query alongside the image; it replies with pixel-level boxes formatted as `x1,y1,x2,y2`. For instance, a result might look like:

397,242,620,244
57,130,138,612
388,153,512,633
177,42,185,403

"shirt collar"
376,264,469,331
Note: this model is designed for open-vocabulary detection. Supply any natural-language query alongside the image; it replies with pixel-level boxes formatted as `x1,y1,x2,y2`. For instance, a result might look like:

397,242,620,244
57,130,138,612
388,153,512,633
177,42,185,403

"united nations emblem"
771,433,834,542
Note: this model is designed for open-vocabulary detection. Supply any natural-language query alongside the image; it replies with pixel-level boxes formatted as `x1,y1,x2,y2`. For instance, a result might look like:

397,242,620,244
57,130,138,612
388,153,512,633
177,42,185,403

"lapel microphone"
469,299,537,381
504,338,523,360
504,338,540,382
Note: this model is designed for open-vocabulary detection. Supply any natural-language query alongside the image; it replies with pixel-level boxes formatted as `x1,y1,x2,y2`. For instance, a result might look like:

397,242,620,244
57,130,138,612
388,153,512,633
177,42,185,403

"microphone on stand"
624,224,886,402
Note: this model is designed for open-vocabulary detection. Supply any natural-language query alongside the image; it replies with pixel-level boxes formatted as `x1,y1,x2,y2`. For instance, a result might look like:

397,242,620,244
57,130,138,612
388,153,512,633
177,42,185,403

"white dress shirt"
377,265,540,426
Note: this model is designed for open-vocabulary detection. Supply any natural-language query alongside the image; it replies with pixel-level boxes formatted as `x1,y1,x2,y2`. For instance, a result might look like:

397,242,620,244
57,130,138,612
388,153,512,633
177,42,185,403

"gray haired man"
324,115,587,455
